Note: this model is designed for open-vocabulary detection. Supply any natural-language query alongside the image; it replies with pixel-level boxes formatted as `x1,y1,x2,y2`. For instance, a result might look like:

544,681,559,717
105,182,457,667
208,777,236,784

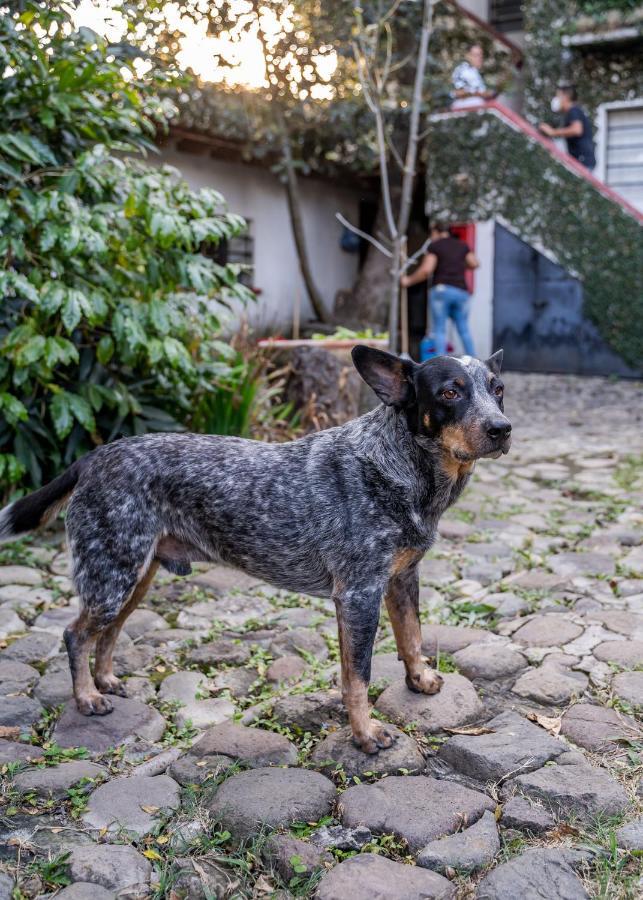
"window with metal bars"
490,0,524,33
204,222,255,288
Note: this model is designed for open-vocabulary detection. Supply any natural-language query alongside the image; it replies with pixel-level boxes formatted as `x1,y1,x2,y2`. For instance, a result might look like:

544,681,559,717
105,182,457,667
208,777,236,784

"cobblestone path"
0,372,641,899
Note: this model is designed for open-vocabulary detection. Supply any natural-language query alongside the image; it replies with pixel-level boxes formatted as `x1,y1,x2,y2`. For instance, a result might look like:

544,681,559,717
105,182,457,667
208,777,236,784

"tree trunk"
279,120,330,324
388,236,402,354
349,0,434,352
348,202,395,329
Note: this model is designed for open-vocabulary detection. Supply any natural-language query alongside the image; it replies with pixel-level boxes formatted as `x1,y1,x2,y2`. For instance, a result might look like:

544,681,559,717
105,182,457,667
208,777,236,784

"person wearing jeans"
401,221,479,357
429,283,475,356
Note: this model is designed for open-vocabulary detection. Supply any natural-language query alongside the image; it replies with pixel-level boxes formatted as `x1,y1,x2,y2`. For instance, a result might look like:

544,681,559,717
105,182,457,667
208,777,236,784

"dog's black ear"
351,345,416,408
486,349,503,376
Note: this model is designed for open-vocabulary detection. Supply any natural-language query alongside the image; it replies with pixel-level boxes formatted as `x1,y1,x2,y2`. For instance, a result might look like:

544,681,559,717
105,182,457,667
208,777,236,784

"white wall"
456,0,489,20
447,219,495,359
158,142,362,333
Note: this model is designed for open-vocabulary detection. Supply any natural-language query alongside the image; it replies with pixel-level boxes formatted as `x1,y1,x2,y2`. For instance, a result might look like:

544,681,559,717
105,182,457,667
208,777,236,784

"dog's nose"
487,421,512,441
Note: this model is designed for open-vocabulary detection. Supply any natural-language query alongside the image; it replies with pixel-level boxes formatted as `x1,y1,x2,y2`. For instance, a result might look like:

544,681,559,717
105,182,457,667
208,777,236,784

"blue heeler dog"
0,347,511,753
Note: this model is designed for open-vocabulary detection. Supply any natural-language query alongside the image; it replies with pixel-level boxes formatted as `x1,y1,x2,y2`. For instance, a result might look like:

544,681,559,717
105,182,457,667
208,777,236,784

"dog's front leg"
385,566,443,695
334,584,398,754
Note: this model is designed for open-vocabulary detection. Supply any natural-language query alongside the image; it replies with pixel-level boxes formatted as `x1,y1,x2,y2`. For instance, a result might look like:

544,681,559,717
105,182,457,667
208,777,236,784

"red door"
450,223,476,293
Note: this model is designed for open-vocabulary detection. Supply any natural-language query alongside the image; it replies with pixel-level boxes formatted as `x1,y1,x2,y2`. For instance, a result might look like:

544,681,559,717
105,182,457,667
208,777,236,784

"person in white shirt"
451,44,495,109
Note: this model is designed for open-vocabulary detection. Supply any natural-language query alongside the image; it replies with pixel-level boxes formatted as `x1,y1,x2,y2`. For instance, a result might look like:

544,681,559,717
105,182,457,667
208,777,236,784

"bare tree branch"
351,1,398,241
335,213,393,258
397,0,434,240
386,130,405,172
351,0,434,353
403,236,432,271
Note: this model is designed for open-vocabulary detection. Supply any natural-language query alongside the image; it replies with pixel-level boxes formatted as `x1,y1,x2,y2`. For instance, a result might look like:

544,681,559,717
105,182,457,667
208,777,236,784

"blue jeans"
430,284,475,357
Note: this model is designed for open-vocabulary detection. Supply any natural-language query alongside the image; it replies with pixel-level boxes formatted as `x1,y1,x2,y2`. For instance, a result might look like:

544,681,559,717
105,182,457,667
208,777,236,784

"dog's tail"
0,458,87,543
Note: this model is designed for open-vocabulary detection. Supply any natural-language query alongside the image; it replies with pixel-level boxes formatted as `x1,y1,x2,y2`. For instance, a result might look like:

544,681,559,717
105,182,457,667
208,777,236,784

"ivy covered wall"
174,0,518,175
425,109,642,369
523,1,643,122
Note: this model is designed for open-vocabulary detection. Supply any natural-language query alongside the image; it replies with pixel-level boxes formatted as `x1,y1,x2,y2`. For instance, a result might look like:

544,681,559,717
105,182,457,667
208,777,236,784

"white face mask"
550,96,562,113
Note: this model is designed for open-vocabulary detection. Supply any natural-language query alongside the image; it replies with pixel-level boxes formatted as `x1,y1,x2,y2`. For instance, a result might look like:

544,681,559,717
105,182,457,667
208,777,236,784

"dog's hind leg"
334,581,398,754
385,565,443,696
94,560,159,696
64,609,112,716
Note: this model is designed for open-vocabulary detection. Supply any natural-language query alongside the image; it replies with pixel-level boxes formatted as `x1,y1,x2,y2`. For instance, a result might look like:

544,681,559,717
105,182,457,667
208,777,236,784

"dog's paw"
406,667,443,695
352,722,398,755
77,692,114,716
95,674,127,697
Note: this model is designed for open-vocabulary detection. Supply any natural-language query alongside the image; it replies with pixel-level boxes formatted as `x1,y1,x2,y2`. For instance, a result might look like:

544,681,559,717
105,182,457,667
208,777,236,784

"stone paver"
311,724,424,777
52,695,166,753
33,666,73,706
439,711,565,781
182,721,298,767
476,848,589,900
0,739,45,765
421,623,494,654
616,817,643,851
265,834,332,882
560,703,640,752
338,775,495,852
548,551,616,578
593,639,643,668
208,767,335,838
54,885,115,900
501,796,555,834
511,662,588,705
0,565,43,586
452,643,526,679
12,760,106,798
0,372,641,899
0,608,25,639
512,616,583,647
611,670,643,708
0,695,42,728
67,844,152,893
0,630,60,663
508,759,629,821
375,673,485,733
416,810,499,874
269,626,329,660
82,774,181,837
316,853,455,900
272,690,345,731
0,659,40,694
265,654,306,683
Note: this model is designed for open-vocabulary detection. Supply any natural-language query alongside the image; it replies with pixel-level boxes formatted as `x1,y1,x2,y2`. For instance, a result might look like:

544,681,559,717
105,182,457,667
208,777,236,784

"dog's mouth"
481,436,512,459
453,436,511,462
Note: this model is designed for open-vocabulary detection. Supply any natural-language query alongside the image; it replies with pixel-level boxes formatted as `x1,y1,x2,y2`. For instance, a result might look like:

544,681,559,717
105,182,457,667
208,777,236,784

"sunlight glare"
70,0,336,92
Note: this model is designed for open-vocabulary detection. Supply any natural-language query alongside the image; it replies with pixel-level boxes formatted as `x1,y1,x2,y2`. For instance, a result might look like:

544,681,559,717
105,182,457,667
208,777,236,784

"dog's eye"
442,389,458,401
494,385,504,397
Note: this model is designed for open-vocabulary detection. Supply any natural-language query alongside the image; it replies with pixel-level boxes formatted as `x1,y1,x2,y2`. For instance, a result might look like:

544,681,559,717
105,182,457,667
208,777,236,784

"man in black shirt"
539,84,596,171
401,222,479,357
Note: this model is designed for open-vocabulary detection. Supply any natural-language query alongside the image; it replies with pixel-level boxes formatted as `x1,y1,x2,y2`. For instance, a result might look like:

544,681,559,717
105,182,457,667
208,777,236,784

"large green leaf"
50,392,74,439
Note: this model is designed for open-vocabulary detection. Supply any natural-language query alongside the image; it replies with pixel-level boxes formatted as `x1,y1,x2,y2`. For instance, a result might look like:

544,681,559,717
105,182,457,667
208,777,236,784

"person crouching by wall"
401,222,479,358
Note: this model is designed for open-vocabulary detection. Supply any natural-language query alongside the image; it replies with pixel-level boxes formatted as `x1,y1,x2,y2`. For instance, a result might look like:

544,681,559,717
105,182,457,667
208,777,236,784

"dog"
0,346,511,753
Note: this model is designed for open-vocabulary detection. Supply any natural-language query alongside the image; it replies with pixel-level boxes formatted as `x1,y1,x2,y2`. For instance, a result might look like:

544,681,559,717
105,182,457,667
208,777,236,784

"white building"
158,135,365,335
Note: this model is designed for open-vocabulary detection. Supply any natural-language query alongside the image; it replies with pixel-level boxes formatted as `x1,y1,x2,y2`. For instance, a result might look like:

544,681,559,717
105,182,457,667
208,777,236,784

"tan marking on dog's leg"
94,561,159,695
385,573,443,696
64,610,112,716
389,548,424,579
334,600,397,754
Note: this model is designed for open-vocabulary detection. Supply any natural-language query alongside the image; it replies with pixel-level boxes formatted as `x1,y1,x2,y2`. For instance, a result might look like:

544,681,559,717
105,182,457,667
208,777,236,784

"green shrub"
0,3,253,495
